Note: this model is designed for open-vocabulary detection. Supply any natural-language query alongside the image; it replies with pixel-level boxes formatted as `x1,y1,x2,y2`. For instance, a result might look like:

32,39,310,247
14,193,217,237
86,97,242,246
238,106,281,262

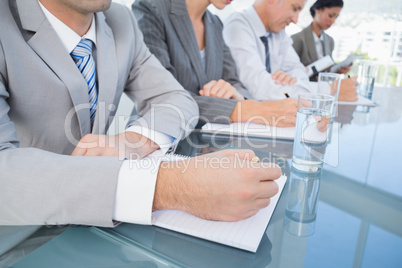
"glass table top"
14,86,402,268
108,86,402,268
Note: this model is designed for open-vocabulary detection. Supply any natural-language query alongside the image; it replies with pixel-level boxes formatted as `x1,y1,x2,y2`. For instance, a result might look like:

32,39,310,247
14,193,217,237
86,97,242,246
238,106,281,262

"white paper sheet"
152,175,287,252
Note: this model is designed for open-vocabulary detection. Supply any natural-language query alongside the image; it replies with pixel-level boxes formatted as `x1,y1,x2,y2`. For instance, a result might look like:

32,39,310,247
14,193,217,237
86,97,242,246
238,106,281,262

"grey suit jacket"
133,0,251,124
291,23,335,67
0,0,198,254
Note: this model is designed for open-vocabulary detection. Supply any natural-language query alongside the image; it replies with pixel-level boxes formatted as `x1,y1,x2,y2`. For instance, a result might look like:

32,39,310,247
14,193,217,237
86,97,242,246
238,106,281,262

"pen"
284,92,290,98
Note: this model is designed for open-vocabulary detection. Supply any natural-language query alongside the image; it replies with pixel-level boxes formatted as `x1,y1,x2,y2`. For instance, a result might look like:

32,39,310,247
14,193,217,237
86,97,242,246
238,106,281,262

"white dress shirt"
313,31,325,60
39,2,172,224
223,6,318,100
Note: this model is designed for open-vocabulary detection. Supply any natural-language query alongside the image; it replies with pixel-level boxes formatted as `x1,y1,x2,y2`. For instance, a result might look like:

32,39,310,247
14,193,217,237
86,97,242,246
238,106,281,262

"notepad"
151,174,287,252
201,122,296,140
307,55,334,77
330,54,363,73
338,95,377,106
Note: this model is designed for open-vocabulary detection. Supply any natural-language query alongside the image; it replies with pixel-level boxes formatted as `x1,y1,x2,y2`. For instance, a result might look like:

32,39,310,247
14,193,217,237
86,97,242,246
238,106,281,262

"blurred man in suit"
223,0,358,101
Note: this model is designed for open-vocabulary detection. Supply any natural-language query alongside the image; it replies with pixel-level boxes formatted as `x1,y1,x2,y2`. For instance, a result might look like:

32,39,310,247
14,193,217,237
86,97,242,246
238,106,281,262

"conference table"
13,86,402,267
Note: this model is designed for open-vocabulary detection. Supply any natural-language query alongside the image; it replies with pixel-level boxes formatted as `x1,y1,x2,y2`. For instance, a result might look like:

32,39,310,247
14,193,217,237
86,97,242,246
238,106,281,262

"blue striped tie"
71,38,98,128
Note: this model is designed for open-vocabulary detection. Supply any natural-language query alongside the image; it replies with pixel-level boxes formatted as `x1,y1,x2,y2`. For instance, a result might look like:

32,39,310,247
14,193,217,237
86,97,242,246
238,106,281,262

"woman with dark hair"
292,0,350,75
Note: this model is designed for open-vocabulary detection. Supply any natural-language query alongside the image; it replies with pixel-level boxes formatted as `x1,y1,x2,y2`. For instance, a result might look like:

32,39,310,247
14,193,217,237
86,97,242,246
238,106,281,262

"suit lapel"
92,12,118,134
16,0,91,136
169,0,207,87
204,11,222,81
306,24,318,63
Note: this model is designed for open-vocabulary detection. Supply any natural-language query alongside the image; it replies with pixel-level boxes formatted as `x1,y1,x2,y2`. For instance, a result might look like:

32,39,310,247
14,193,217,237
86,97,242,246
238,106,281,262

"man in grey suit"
0,0,282,265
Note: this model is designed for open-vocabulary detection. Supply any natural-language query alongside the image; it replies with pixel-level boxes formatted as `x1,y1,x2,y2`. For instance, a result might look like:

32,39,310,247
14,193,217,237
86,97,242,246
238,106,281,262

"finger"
289,77,297,85
71,144,87,156
222,88,234,99
199,89,204,96
83,148,102,157
275,73,286,84
225,209,260,222
255,198,271,209
201,81,216,96
257,180,279,198
257,162,282,179
271,70,282,79
204,88,212,96
281,75,292,85
209,80,226,96
220,83,235,99
201,87,211,97
203,80,216,91
213,83,228,98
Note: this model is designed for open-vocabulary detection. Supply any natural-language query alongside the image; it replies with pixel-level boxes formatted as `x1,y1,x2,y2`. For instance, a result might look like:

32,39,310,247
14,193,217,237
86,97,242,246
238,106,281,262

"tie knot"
260,36,268,45
71,38,93,62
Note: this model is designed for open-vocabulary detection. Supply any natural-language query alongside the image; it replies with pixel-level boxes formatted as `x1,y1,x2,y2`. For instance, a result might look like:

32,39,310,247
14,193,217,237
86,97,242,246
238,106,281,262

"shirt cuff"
113,157,162,225
125,125,174,154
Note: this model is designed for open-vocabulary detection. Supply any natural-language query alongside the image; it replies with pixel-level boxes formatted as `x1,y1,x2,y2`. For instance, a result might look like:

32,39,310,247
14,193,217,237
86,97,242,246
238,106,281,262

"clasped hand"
271,70,297,86
199,79,244,100
71,132,159,159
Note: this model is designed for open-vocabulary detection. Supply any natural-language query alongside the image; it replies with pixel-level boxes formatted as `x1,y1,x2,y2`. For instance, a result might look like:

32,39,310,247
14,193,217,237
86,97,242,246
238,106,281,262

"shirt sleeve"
113,158,162,224
112,126,173,224
125,125,174,153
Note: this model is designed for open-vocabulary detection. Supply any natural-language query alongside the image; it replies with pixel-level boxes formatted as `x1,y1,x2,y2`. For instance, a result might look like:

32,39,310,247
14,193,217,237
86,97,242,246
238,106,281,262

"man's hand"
71,132,159,159
199,79,244,100
154,149,281,222
271,70,297,86
338,77,358,102
230,98,298,127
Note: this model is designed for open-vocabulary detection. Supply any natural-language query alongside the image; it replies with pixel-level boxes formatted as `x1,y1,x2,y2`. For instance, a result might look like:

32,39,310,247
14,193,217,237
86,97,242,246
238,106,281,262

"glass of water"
317,72,342,101
284,166,322,237
292,93,335,172
357,60,378,99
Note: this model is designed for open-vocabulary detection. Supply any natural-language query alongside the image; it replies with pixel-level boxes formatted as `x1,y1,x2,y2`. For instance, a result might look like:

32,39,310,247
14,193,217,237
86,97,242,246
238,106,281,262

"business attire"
291,23,335,67
223,6,313,101
0,0,197,262
133,0,251,123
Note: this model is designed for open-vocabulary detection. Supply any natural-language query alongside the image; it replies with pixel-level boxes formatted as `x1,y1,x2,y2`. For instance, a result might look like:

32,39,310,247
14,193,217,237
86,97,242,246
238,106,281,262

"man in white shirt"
0,0,282,265
223,0,358,101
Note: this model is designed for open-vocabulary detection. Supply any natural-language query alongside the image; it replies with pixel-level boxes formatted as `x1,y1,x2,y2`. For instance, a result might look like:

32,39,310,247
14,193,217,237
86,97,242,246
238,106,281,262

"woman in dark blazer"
132,0,299,126
133,0,248,102
292,0,350,74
